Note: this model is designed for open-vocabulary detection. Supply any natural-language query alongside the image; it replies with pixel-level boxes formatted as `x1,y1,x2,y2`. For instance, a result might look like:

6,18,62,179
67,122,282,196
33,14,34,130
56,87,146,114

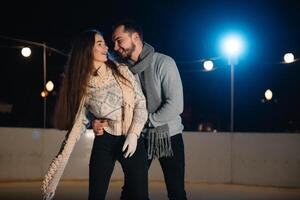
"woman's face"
93,33,108,64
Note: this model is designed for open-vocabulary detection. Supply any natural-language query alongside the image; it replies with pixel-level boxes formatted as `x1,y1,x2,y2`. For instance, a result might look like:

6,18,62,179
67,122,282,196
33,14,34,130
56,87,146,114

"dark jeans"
121,133,187,200
89,132,148,200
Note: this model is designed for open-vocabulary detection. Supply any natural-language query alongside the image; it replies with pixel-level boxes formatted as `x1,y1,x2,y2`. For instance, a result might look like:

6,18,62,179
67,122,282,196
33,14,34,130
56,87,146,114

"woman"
42,30,148,200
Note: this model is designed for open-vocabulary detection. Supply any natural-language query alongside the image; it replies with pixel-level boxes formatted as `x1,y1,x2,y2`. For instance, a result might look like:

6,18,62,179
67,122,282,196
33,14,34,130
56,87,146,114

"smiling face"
112,25,136,60
93,33,108,66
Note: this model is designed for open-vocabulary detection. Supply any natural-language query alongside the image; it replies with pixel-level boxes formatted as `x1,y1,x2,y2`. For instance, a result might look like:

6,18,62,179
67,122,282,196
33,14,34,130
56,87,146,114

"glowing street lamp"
21,47,31,57
221,34,245,132
283,53,295,63
221,35,244,57
0,35,66,128
41,90,48,98
46,80,54,92
264,89,273,101
203,60,214,71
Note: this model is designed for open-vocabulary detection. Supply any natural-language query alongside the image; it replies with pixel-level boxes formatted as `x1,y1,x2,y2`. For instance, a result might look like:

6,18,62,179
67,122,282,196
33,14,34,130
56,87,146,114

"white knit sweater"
86,64,147,136
41,64,147,200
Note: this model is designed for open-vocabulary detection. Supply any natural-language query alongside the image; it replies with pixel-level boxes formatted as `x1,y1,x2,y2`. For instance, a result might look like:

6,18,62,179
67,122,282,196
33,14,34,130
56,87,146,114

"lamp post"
221,34,244,132
0,35,67,128
229,57,237,132
43,43,47,128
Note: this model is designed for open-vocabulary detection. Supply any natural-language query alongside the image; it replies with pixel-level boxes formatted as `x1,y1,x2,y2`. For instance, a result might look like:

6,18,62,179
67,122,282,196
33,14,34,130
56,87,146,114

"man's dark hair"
113,19,143,41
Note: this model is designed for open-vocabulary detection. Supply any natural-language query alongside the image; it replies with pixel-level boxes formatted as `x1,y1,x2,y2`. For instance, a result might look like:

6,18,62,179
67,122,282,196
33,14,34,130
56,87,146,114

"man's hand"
92,119,108,136
122,133,138,158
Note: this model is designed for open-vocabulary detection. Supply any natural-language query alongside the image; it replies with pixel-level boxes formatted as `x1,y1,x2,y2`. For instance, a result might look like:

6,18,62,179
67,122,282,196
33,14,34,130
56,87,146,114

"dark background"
0,0,299,132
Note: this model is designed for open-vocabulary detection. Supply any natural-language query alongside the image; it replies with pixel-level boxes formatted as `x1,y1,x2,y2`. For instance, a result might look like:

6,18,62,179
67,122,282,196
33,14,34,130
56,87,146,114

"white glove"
122,133,138,158
43,191,55,200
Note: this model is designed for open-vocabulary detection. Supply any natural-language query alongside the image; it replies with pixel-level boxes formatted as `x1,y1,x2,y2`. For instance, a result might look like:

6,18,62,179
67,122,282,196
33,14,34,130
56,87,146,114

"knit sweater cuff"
127,123,143,137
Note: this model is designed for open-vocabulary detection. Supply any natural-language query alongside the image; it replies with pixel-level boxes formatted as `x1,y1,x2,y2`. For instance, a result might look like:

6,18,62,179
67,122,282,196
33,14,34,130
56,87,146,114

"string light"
21,47,31,57
284,53,295,63
45,81,54,92
41,90,48,98
203,60,214,71
264,89,273,101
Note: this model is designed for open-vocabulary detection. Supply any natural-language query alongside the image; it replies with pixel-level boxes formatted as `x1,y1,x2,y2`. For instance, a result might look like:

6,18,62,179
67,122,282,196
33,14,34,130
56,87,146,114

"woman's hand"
122,133,138,158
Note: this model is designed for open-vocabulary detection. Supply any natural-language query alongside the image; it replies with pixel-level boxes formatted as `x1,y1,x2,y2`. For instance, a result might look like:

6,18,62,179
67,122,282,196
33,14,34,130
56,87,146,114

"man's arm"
92,119,108,136
86,111,107,136
148,56,184,126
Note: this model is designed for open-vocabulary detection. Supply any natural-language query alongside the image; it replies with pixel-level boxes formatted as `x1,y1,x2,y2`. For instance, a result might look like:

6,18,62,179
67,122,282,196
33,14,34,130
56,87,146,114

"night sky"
0,0,299,132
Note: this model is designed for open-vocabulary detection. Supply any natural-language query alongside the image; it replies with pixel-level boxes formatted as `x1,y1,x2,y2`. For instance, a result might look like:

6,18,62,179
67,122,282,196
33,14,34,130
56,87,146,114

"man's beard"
119,42,136,60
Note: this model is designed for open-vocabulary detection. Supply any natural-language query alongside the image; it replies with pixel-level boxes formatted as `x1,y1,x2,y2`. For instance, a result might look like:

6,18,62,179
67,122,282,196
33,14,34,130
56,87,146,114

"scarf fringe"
147,125,173,159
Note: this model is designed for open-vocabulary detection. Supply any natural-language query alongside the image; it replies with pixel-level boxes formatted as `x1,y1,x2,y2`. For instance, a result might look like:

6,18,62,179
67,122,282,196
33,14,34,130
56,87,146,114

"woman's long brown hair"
53,30,128,130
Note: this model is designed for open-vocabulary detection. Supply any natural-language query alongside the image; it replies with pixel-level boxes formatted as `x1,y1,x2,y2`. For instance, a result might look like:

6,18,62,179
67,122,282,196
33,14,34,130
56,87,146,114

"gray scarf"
128,43,173,159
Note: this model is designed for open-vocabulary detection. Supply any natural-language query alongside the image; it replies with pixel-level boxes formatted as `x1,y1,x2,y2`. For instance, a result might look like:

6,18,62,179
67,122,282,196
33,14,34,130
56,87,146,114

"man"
93,20,187,200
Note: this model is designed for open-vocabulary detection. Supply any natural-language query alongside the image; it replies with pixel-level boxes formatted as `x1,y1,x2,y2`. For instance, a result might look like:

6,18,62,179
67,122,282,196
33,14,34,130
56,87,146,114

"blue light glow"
221,34,245,57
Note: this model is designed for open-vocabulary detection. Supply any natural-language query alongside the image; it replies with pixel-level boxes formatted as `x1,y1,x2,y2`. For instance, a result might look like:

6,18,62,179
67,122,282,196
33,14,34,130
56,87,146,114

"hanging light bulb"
264,89,273,101
45,81,54,92
21,47,31,57
41,90,48,98
203,60,214,71
283,53,295,63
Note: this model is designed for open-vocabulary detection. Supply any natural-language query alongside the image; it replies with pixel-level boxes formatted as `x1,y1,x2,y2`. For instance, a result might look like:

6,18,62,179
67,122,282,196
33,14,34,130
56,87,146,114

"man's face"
112,25,136,60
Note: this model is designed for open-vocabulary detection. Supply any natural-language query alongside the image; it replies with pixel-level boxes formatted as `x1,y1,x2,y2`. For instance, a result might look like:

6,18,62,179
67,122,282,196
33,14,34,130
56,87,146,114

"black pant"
89,132,148,200
121,133,187,200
